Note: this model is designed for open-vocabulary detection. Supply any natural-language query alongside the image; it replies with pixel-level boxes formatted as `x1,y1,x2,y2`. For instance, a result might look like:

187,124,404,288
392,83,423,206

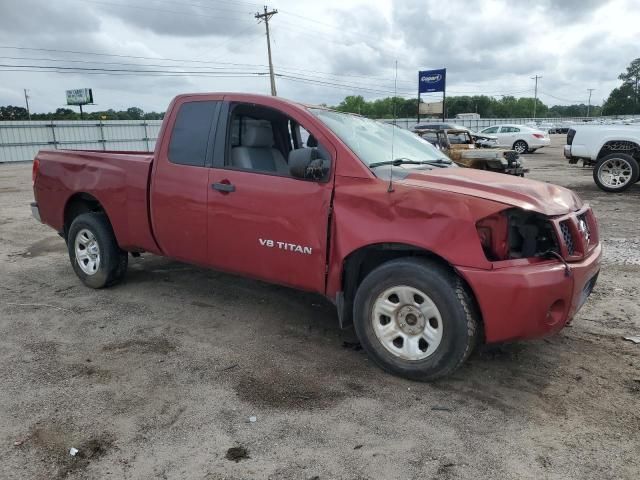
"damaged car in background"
414,122,500,148
414,127,528,176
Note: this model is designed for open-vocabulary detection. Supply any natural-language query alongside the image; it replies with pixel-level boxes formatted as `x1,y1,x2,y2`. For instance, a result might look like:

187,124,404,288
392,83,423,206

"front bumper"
457,243,602,343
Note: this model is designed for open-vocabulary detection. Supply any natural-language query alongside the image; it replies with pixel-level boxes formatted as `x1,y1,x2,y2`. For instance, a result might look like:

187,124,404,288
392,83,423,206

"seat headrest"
306,134,318,147
241,119,274,148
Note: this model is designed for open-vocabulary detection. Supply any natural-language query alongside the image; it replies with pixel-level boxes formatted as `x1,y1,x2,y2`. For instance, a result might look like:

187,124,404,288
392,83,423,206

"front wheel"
593,153,639,192
68,213,128,288
513,140,528,154
353,258,479,381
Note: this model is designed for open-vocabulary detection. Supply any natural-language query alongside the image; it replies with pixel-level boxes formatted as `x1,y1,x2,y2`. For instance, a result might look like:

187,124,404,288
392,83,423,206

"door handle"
212,182,235,193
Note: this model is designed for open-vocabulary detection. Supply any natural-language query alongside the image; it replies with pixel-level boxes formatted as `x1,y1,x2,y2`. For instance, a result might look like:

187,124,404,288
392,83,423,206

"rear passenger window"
168,101,219,166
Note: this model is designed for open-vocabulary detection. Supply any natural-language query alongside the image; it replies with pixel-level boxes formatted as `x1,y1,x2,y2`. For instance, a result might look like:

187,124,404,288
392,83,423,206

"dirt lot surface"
1,136,639,479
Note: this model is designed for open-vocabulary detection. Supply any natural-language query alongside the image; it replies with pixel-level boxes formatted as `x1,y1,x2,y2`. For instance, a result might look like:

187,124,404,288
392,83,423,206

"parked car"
479,124,551,154
30,93,601,381
564,125,640,192
413,128,527,175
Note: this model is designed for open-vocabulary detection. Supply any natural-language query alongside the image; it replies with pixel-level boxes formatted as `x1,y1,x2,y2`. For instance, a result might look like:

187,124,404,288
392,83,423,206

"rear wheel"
68,213,128,288
593,153,639,192
513,140,528,154
353,258,479,381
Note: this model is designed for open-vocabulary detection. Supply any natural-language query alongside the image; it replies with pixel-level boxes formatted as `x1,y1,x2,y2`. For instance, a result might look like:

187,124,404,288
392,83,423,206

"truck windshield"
310,109,448,168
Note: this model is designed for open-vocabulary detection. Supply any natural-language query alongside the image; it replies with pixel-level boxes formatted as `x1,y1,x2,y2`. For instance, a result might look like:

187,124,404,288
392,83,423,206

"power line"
0,63,268,75
538,91,585,104
0,68,267,78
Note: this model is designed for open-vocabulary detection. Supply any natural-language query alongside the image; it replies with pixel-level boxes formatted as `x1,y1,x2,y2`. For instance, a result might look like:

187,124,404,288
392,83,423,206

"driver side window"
482,126,499,134
225,103,331,181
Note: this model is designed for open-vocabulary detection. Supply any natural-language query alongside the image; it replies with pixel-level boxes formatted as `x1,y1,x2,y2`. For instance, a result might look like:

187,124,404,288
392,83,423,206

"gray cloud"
94,2,258,38
0,0,101,34
0,0,637,113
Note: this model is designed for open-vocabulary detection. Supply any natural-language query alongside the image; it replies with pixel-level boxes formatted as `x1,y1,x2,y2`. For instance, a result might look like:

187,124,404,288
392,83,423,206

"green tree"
0,105,29,120
335,95,369,115
603,58,640,115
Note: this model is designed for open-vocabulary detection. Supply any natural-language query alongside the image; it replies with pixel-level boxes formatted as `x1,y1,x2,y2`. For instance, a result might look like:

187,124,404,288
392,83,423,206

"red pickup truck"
31,93,601,380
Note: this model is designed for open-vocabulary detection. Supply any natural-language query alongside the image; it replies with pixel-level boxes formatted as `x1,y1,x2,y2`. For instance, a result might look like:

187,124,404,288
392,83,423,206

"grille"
560,221,574,256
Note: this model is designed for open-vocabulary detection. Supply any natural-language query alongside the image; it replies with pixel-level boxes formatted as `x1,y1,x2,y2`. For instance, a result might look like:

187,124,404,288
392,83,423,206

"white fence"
0,115,633,162
0,120,162,162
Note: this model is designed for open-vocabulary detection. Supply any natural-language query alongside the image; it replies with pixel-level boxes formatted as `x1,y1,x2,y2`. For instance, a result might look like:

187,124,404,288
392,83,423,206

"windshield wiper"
369,157,452,168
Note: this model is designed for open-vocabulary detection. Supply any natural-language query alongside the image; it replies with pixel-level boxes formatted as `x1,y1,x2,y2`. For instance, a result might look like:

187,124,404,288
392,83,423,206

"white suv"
564,125,640,192
480,124,551,154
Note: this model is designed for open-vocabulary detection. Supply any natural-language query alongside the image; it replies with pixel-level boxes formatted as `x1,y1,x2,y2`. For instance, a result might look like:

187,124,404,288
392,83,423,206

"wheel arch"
63,192,110,240
596,140,640,160
336,242,483,337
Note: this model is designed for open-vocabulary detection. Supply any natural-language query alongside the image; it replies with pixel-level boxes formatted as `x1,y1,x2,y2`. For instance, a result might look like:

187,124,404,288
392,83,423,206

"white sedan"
479,124,551,154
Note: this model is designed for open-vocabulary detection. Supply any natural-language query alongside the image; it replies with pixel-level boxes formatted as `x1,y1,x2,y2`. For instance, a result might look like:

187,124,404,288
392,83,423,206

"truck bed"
34,149,160,254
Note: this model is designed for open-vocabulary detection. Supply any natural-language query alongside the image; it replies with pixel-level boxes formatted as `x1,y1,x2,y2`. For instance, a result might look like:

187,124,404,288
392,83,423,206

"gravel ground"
1,136,639,480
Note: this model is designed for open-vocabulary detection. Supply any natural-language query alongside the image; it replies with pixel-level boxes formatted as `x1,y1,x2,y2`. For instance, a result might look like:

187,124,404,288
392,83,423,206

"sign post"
418,69,446,122
65,88,94,119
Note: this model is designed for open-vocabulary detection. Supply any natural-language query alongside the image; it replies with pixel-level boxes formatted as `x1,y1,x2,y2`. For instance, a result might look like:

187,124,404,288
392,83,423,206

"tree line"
331,95,605,119
2,58,638,121
0,106,164,121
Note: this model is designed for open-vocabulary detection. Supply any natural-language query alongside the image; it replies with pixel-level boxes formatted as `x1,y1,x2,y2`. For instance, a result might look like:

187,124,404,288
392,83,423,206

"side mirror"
289,148,326,180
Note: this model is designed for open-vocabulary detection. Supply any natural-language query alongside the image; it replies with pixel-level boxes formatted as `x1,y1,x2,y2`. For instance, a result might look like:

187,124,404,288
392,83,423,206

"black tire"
353,258,479,381
67,212,128,288
513,140,528,154
593,153,640,193
512,140,529,155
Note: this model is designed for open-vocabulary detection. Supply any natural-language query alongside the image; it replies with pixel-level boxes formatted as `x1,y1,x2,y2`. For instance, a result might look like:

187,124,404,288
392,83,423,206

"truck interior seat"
231,119,289,174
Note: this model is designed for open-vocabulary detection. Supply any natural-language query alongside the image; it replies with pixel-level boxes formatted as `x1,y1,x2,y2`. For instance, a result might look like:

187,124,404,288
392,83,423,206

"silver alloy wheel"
598,157,633,188
371,285,443,361
513,141,527,154
74,228,100,275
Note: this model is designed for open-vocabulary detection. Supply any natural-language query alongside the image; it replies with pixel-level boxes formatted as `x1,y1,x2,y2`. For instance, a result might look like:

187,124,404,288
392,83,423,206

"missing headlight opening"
476,209,559,261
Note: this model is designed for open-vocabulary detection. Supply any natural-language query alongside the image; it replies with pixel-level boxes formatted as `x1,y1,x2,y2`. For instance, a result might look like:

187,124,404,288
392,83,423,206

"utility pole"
531,75,542,119
587,88,595,117
255,6,278,96
23,89,31,120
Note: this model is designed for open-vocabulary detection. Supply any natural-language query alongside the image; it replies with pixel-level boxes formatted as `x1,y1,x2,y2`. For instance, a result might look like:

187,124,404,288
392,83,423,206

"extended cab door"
150,96,223,265
205,100,335,293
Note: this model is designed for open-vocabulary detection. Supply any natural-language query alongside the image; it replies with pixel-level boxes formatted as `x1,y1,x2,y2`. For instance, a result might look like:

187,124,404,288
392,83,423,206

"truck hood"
399,167,582,216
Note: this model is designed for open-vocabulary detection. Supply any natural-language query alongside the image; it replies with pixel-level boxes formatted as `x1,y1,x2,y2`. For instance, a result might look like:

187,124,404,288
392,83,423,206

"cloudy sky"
0,0,637,114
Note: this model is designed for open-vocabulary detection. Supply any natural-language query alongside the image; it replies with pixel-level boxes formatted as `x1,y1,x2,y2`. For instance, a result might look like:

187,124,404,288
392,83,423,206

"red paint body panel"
457,243,601,342
206,169,332,291
32,93,602,346
33,149,160,254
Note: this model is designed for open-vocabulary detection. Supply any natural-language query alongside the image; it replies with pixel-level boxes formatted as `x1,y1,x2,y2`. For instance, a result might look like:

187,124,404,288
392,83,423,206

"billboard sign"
419,101,443,115
418,69,446,93
66,88,93,105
